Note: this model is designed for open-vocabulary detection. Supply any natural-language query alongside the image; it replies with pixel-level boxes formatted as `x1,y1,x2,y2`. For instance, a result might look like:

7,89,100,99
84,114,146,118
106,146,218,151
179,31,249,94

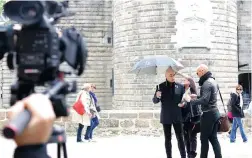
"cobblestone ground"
1,134,252,158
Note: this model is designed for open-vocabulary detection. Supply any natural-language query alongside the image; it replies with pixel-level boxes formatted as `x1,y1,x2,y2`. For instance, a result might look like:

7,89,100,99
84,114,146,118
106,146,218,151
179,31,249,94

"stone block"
109,113,138,119
62,116,71,122
54,122,65,129
0,120,8,130
55,117,62,122
99,119,119,128
135,119,150,128
0,110,6,120
65,122,79,133
138,113,153,119
120,120,134,128
154,112,160,119
150,120,162,128
99,112,109,118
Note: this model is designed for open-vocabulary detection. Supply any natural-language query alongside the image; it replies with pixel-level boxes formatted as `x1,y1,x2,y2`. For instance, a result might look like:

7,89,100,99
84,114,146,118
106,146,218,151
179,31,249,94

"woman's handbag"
217,86,231,132
73,93,85,115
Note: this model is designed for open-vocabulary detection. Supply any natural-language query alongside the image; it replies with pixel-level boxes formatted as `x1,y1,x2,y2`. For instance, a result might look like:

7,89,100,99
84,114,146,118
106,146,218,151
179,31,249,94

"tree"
0,0,5,14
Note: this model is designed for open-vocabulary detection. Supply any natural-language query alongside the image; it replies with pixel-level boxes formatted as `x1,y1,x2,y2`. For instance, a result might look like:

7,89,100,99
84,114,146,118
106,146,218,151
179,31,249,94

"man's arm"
191,83,212,106
152,85,160,104
14,144,50,158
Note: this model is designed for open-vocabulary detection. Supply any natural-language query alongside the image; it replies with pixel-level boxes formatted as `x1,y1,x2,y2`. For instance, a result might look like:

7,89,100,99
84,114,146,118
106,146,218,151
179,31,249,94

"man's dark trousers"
200,110,222,158
183,122,197,158
163,123,186,158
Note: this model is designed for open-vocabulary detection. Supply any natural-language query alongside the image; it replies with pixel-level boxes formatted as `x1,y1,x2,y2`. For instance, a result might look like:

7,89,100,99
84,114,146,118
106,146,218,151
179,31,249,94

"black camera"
1,1,88,157
0,0,87,84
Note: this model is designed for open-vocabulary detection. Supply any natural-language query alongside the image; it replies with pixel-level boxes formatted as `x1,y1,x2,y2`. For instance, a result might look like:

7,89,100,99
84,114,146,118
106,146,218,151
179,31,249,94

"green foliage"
0,0,5,14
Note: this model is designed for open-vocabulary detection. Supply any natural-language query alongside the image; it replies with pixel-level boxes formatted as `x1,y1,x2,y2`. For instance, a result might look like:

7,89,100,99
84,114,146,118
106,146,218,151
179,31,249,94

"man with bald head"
153,67,186,158
190,64,222,158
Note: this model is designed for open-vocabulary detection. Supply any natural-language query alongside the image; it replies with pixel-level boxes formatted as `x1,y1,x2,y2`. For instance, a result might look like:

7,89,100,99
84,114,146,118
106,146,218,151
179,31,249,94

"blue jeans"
77,123,84,142
230,117,248,142
85,116,99,140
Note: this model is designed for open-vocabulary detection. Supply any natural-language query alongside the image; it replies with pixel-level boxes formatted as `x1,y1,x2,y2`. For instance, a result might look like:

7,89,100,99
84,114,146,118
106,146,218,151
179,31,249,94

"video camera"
0,1,88,158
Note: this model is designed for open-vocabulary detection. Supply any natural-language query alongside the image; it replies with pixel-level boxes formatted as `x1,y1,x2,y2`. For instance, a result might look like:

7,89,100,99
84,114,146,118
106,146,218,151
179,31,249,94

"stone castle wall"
237,0,252,72
0,0,114,109
112,0,239,112
113,0,178,110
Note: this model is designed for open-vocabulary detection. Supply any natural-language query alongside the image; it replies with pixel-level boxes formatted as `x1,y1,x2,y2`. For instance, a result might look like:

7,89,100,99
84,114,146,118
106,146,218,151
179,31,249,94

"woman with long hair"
229,84,248,143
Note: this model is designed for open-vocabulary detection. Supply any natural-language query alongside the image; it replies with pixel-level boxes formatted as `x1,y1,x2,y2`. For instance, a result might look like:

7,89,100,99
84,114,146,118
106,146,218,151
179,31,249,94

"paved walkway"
1,134,252,158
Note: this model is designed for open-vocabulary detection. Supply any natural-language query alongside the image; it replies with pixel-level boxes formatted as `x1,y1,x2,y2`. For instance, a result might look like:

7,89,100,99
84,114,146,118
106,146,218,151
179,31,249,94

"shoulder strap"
217,85,227,114
77,92,82,101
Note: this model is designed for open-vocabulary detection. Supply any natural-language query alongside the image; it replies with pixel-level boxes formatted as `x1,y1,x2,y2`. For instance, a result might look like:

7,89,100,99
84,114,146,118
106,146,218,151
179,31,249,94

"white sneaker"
89,139,97,142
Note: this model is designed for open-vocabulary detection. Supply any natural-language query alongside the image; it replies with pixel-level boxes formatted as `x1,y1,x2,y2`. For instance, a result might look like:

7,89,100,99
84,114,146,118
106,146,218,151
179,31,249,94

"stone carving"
173,0,213,49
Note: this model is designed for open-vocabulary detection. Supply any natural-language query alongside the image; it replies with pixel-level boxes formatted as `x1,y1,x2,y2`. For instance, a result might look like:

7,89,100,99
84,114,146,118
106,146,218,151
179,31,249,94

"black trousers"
200,111,222,158
183,122,197,158
163,123,186,158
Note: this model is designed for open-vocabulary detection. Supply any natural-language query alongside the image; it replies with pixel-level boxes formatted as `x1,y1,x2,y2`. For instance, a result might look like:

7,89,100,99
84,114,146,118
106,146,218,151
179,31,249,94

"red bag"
227,112,233,119
73,93,85,115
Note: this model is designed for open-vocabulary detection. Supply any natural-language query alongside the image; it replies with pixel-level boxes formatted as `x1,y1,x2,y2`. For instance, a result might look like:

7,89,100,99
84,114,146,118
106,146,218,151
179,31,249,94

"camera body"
0,0,87,85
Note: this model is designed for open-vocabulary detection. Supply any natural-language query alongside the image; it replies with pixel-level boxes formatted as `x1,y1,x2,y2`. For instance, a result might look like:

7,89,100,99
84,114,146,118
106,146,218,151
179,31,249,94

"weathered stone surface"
55,117,63,122
244,113,252,129
135,119,150,128
99,112,109,118
0,111,5,120
54,122,65,129
99,119,119,128
65,122,79,133
62,116,71,122
237,1,252,72
120,120,134,128
150,120,162,129
0,120,7,130
109,113,138,119
138,113,153,119
154,113,160,119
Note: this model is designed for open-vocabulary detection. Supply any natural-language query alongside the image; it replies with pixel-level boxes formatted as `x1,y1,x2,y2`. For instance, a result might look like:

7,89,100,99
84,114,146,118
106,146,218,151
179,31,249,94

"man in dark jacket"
153,67,186,158
190,64,222,158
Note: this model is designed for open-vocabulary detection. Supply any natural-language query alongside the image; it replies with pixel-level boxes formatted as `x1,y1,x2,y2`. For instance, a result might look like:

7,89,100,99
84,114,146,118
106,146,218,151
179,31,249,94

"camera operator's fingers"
7,101,25,119
14,94,56,146
23,94,55,120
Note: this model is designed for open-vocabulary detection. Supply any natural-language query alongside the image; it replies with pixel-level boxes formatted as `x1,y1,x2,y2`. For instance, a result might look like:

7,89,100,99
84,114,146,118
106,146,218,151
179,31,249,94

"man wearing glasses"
190,64,222,158
153,67,186,158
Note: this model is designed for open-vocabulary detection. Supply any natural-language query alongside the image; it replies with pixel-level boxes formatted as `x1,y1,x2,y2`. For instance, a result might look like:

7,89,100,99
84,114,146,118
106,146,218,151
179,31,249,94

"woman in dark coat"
179,76,201,158
229,84,248,143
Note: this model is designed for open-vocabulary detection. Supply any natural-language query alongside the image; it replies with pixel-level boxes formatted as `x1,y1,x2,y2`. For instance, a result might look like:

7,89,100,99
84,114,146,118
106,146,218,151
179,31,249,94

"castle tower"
57,0,113,109
113,0,238,111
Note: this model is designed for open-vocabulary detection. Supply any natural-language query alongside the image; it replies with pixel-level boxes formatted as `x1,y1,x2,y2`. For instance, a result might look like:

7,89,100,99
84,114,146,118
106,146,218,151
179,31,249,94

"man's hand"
183,94,191,102
190,94,197,100
7,94,56,146
178,103,185,107
156,91,162,98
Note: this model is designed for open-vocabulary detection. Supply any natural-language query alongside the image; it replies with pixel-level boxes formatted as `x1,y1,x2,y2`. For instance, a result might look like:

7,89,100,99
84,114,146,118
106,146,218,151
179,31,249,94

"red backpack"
73,93,85,115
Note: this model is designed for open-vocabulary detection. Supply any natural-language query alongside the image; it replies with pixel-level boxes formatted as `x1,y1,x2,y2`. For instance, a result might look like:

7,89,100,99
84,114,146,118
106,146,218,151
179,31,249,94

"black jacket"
181,88,202,123
230,92,244,118
191,72,218,112
14,144,50,158
153,81,184,124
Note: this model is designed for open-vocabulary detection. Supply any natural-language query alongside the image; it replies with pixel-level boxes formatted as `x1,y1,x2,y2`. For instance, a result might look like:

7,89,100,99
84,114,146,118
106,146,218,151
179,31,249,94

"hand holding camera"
8,94,55,146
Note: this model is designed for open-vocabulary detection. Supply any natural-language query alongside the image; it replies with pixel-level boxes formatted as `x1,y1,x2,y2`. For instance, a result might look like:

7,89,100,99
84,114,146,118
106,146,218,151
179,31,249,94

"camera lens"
19,3,41,20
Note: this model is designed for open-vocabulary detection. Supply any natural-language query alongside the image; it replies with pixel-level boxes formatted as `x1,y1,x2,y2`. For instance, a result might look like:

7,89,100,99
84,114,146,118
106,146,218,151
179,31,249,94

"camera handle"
2,79,74,158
